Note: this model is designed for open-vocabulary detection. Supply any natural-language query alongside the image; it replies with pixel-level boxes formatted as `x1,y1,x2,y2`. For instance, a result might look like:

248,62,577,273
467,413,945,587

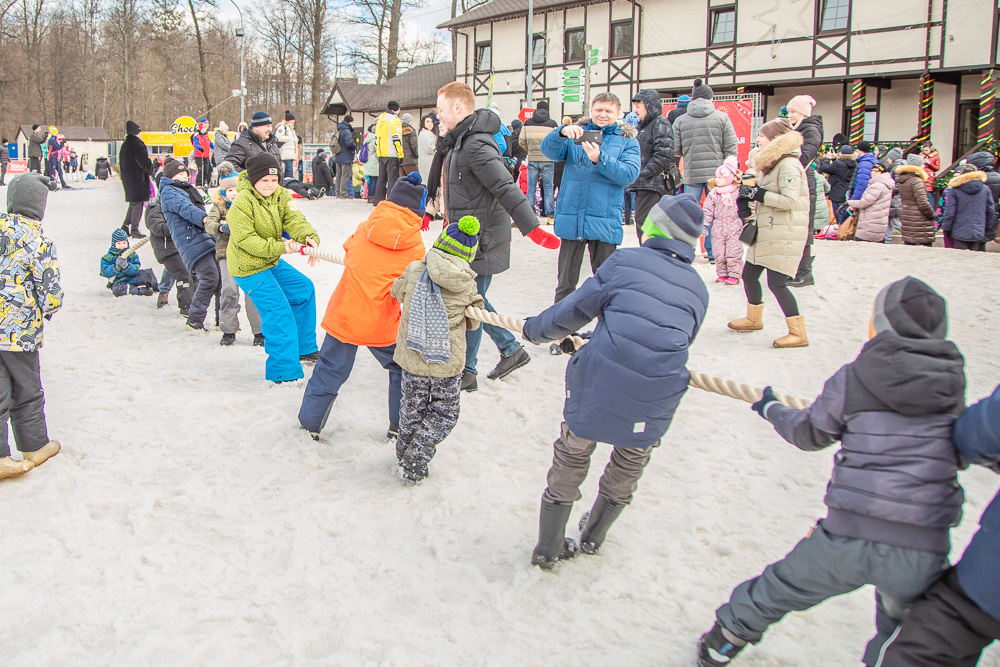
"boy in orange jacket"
298,173,427,440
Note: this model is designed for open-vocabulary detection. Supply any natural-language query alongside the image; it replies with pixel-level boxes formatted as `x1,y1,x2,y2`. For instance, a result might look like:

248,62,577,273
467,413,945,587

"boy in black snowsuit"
699,277,966,667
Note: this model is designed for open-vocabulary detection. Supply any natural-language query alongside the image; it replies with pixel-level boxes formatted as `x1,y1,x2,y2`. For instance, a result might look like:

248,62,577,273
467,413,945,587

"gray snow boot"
531,498,578,571
578,495,625,554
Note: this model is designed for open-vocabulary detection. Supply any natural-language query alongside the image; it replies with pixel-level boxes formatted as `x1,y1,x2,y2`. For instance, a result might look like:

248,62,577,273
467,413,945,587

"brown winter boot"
728,303,764,331
23,441,60,467
774,316,809,348
0,456,34,480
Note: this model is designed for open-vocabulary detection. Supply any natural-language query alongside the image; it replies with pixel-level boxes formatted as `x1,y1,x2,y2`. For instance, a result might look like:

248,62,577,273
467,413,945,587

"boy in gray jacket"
699,276,966,667
390,216,484,482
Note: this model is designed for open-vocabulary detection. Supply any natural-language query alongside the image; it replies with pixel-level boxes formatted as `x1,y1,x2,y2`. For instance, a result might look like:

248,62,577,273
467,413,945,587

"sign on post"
587,47,603,67
561,68,584,104
518,107,536,123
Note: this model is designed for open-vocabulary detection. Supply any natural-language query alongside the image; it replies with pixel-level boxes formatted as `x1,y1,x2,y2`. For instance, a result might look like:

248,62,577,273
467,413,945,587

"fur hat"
6,173,55,221
759,118,793,141
645,193,703,248
906,153,926,167
433,216,480,263
245,152,282,186
111,228,128,245
872,277,947,340
691,78,713,100
387,172,427,214
251,111,272,128
786,95,817,117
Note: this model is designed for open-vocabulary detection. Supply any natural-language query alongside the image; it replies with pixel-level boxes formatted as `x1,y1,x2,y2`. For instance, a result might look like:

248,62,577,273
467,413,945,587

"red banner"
7,160,29,175
662,99,755,168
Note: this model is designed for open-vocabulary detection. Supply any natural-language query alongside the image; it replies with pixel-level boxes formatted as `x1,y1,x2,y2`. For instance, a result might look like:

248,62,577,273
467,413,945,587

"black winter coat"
819,156,855,201
144,198,180,264
629,89,674,194
443,109,539,276
523,108,557,128
119,121,155,202
796,115,823,168
312,153,334,189
225,128,280,171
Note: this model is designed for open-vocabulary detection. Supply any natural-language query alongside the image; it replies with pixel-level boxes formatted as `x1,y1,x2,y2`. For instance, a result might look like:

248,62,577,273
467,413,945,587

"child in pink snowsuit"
704,156,743,284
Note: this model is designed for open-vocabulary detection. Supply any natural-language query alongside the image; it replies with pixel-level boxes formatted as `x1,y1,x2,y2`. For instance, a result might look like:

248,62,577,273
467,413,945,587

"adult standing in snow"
819,145,856,223
848,141,878,202
541,92,641,303
191,119,213,188
333,114,357,199
214,121,232,167
521,194,708,570
27,125,46,174
522,100,558,221
786,95,823,287
46,129,69,189
417,115,437,183
118,120,155,239
273,111,298,180
965,150,1000,220
0,138,9,185
672,78,738,261
311,148,334,196
665,94,690,127
374,101,403,204
223,111,280,172
896,156,937,247
921,142,941,206
629,89,675,243
728,119,809,348
399,113,419,177
847,162,894,243
941,165,996,251
435,81,560,392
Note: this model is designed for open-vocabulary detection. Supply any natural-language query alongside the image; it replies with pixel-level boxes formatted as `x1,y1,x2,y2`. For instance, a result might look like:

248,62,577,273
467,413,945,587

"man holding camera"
540,92,641,303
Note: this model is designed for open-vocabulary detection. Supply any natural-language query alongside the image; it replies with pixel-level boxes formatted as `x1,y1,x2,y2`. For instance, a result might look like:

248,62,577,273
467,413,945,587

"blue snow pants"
233,259,317,383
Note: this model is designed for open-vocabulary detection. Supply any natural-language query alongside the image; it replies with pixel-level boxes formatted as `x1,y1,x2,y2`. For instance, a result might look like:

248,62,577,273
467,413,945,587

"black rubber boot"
531,498,578,571
578,495,625,554
788,247,814,287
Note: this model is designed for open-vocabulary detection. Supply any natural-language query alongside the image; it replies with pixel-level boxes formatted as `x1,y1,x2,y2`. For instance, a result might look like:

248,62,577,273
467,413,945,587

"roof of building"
437,0,604,29
18,125,111,141
322,62,455,116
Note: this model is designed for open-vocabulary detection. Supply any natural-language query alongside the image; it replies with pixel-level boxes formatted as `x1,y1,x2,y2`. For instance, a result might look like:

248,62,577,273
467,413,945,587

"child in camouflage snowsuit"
389,216,484,482
100,228,158,296
0,173,63,481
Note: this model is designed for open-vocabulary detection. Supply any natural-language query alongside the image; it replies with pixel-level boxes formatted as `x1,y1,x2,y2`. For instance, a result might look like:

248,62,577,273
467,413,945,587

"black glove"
115,256,130,272
739,185,767,203
751,386,780,420
559,337,578,355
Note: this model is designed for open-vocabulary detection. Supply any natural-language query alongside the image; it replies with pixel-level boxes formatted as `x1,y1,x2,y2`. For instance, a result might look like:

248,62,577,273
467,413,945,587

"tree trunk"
386,0,402,80
186,0,212,120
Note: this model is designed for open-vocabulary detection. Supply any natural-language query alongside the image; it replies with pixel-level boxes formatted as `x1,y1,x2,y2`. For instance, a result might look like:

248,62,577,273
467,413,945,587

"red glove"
421,214,432,232
526,226,560,249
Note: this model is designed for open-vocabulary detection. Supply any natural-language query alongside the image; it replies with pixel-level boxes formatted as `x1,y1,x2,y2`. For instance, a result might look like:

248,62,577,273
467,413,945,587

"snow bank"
1,181,997,666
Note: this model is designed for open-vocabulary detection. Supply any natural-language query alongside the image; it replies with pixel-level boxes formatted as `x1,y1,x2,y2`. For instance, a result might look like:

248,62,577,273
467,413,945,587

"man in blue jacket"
848,140,878,201
333,115,357,199
158,159,219,332
540,92,640,303
522,193,708,570
879,383,1000,665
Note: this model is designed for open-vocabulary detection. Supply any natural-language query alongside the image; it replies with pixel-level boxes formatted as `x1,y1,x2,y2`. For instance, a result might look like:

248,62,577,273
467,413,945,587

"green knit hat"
433,215,480,263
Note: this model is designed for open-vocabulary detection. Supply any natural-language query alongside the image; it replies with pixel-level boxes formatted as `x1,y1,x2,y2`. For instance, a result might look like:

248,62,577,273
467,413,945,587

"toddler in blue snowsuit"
101,228,158,296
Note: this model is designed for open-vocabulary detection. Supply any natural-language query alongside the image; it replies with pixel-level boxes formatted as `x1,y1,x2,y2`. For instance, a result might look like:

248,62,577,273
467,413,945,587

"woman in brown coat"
728,119,810,348
895,163,936,246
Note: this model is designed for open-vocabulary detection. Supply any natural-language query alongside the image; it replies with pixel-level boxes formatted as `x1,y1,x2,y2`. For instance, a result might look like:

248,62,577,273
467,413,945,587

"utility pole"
584,43,591,113
231,0,246,125
525,0,533,106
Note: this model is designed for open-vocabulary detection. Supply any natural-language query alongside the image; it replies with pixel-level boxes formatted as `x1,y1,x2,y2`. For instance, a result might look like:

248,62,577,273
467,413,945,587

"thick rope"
301,249,812,409
122,235,150,258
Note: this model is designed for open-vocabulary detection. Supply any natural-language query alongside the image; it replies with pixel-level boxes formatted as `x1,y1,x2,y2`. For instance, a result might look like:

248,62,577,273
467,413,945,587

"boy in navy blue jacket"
521,193,709,570
879,383,1000,665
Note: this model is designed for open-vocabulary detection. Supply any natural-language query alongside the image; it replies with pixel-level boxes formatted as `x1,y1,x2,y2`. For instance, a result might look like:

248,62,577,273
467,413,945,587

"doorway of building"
954,100,980,161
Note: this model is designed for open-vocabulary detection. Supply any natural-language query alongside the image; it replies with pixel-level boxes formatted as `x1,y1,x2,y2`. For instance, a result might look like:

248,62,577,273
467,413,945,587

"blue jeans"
158,269,174,294
527,162,554,217
684,182,711,258
464,274,521,376
283,159,294,179
298,334,402,433
233,259,317,383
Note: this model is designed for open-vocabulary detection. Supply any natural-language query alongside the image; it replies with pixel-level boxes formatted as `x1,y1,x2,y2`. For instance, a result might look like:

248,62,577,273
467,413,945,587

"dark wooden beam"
931,71,963,86
743,85,774,96
863,77,892,89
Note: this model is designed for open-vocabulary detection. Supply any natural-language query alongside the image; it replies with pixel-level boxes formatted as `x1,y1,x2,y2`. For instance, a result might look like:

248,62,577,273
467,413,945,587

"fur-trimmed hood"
620,124,637,139
895,165,928,180
750,130,803,174
949,170,987,188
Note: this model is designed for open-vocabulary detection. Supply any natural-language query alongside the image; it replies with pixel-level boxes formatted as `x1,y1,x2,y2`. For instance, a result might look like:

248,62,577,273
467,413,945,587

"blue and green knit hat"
433,215,480,263
111,228,128,245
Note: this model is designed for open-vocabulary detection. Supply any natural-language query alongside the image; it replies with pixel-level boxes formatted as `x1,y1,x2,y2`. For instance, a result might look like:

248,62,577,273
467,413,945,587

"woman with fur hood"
847,162,894,242
942,165,997,251
895,158,937,246
728,119,810,348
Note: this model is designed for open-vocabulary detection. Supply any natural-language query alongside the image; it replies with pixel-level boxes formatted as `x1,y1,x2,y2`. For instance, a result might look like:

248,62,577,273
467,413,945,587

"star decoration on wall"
752,0,815,57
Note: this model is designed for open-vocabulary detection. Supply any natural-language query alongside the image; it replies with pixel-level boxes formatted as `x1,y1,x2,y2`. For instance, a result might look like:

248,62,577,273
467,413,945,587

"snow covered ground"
2,179,998,666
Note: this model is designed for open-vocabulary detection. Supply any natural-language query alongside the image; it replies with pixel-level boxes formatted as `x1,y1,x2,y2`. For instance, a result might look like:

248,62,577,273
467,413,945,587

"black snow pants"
0,351,49,458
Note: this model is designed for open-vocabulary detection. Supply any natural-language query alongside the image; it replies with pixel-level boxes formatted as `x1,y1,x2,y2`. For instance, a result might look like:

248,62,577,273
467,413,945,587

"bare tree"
185,0,214,119
105,0,145,119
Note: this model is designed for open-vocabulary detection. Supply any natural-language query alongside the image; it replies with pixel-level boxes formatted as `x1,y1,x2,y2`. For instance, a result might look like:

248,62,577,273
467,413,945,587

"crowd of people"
1,76,998,666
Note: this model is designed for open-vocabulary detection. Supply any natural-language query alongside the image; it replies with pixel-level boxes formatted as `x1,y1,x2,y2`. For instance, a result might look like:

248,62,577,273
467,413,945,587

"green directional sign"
587,47,602,66
561,94,582,103
562,69,582,81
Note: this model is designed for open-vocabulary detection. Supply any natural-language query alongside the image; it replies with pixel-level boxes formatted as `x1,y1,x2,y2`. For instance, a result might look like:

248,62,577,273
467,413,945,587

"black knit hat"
284,109,295,121
387,172,427,215
162,159,187,180
857,141,873,153
536,100,549,111
872,277,947,340
387,101,400,111
344,114,354,122
246,152,282,185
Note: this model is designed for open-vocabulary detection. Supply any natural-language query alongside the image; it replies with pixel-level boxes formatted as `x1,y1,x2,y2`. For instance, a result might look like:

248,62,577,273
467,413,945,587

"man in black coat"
223,111,280,172
629,89,676,243
787,96,824,287
819,145,857,224
436,81,560,392
118,120,155,238
27,125,46,174
311,148,334,196
966,151,1000,231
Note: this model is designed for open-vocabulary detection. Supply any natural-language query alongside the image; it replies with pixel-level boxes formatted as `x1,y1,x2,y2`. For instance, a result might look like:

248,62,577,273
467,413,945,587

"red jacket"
191,131,212,158
922,151,941,192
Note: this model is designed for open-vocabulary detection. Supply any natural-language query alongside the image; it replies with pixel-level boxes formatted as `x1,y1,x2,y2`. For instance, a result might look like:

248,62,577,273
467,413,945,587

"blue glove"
751,386,780,420
220,223,230,234
521,317,538,345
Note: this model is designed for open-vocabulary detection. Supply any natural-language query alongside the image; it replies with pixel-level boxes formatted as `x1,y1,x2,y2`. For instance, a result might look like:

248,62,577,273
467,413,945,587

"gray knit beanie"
7,172,55,221
872,277,947,340
906,154,926,167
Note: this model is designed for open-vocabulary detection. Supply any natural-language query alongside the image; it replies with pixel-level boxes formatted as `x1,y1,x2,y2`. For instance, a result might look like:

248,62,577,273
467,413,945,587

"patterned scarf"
405,269,451,364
